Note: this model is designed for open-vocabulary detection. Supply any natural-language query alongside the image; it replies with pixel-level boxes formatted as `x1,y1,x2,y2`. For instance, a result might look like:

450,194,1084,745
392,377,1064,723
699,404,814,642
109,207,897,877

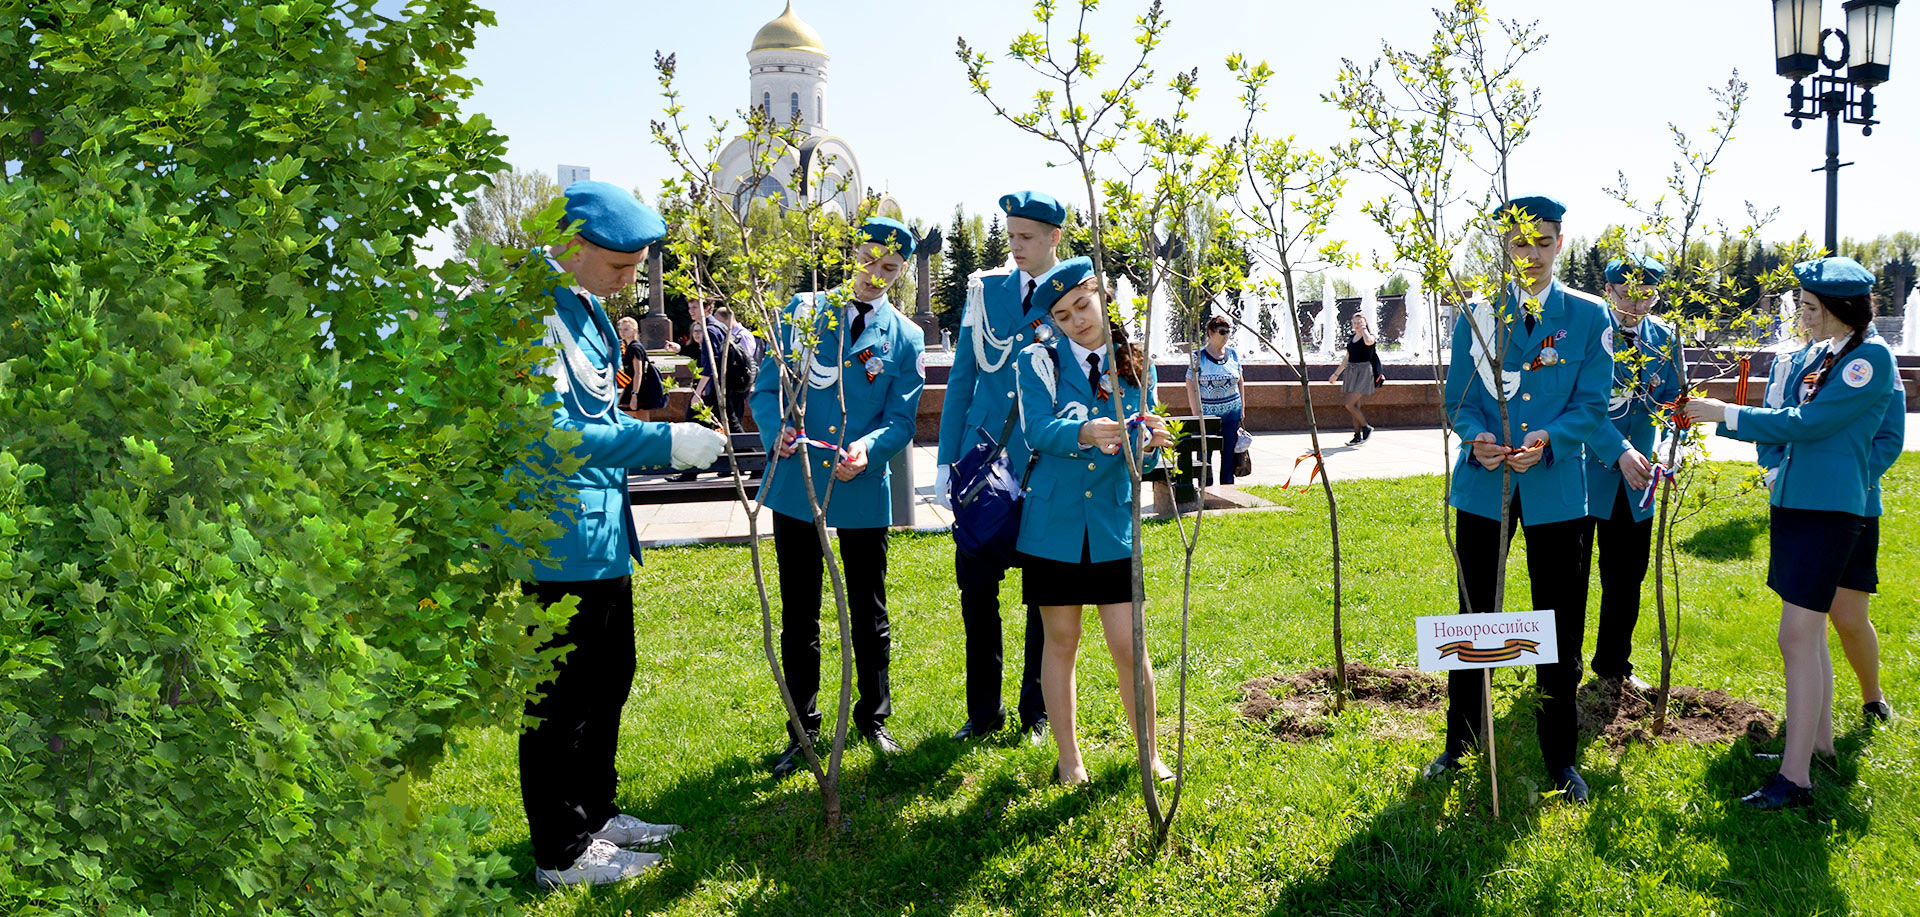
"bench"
628,432,767,505
1142,414,1224,507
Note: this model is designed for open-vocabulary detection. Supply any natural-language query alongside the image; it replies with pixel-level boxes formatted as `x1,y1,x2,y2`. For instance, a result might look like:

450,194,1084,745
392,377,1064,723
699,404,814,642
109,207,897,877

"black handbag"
625,341,669,411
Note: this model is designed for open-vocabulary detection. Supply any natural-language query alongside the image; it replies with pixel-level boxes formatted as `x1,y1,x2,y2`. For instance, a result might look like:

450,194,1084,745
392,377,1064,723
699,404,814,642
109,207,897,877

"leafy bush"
0,2,577,912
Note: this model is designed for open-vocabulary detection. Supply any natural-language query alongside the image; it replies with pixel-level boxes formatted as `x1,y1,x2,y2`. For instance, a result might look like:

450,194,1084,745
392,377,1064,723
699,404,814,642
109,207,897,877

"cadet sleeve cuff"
1723,406,1741,432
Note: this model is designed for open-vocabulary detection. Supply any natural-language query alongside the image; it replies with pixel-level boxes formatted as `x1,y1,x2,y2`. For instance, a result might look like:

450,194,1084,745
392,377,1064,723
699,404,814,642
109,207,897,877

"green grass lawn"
420,456,1920,915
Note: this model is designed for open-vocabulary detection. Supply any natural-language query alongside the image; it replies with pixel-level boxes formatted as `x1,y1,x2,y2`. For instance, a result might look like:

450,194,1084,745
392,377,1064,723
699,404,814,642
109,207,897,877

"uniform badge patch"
1841,358,1873,388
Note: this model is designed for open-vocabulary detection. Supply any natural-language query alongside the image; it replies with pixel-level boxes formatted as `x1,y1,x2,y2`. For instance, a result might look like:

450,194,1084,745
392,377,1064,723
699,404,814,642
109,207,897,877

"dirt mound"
1240,664,1446,741
1576,678,1777,746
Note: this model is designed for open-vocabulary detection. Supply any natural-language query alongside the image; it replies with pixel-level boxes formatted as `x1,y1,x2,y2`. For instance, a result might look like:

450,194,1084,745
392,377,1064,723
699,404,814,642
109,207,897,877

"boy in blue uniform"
751,219,927,778
522,182,727,888
1584,255,1686,687
1012,257,1175,785
1686,257,1903,808
934,191,1065,743
1428,196,1613,802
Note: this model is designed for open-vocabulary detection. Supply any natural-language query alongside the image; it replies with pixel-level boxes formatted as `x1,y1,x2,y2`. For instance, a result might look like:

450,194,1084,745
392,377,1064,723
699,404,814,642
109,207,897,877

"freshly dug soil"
1239,664,1776,748
1576,677,1778,747
1239,664,1446,741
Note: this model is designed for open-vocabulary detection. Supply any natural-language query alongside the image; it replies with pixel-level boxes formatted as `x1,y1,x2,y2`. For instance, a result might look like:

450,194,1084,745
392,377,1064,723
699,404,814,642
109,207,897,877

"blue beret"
999,190,1067,227
857,217,917,258
1605,254,1667,285
563,181,667,254
1793,256,1875,298
1032,256,1095,314
1502,194,1567,224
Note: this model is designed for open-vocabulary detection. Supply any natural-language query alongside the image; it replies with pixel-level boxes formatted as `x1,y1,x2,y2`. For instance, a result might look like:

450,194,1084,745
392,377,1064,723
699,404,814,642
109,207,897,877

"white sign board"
1415,610,1559,672
557,163,591,186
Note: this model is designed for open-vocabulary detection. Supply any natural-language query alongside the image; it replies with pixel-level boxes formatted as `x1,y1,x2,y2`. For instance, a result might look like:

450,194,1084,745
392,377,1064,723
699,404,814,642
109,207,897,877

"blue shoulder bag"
948,346,1059,568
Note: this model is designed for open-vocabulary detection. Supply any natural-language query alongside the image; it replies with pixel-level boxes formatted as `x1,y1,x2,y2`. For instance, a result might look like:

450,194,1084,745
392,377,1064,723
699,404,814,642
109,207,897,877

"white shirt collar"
1067,337,1103,371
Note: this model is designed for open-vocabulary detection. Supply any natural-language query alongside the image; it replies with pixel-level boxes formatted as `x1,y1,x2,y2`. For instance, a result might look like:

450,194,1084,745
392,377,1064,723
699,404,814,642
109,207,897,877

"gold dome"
750,2,825,54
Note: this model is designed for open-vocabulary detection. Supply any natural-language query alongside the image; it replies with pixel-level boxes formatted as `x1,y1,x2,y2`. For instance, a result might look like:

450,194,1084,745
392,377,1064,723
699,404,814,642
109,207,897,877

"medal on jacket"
1527,330,1567,371
856,347,883,382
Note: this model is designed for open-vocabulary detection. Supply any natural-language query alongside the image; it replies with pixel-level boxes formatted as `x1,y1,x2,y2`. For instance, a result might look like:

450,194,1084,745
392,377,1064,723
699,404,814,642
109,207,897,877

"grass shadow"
1268,675,1598,914
480,731,1134,915
1678,514,1767,562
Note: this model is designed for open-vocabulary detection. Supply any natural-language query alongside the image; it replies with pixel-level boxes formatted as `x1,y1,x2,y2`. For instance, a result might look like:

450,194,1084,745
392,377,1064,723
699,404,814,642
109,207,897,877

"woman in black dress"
1328,313,1383,444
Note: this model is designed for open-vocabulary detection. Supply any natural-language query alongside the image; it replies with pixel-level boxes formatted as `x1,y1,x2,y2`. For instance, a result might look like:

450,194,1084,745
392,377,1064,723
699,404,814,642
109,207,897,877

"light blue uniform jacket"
750,291,926,530
529,280,675,581
1443,281,1614,526
937,270,1056,470
1586,313,1687,522
1724,331,1904,516
1014,340,1156,564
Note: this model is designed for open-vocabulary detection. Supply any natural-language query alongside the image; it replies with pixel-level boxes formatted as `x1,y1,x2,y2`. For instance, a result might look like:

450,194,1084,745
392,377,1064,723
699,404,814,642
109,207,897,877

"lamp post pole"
1775,0,1899,254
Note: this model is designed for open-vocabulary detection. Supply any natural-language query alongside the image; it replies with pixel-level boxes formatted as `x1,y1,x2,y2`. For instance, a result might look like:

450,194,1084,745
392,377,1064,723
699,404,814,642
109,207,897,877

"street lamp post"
1773,0,1901,252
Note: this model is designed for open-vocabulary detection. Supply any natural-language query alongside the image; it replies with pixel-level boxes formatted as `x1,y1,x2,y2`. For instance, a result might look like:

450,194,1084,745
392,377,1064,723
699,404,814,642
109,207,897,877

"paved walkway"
632,415,1920,546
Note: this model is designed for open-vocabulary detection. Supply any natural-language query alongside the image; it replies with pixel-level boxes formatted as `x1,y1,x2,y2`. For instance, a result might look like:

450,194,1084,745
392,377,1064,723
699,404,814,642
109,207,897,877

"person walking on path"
1014,257,1175,786
1687,256,1904,810
519,181,726,888
1185,314,1246,485
1329,313,1384,444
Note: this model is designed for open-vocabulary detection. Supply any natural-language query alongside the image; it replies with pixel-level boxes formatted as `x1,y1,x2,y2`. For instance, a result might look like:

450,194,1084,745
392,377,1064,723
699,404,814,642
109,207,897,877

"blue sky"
431,0,1918,263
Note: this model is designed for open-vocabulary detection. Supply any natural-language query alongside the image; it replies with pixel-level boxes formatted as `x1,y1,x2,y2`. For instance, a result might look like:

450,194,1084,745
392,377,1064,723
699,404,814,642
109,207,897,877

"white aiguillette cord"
543,296,619,420
965,276,1022,374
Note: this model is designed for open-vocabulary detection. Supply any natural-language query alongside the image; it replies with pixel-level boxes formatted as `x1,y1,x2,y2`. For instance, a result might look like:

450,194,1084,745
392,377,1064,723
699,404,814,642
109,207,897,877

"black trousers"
772,510,891,736
518,577,635,870
1445,492,1592,771
956,542,1047,731
1590,482,1653,678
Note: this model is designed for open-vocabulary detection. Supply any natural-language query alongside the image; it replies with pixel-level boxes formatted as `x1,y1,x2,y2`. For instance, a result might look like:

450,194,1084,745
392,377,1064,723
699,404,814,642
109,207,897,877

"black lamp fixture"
1773,0,1900,251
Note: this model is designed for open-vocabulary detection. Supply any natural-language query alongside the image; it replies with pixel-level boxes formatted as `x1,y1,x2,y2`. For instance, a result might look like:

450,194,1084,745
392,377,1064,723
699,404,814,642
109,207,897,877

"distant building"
713,3,894,219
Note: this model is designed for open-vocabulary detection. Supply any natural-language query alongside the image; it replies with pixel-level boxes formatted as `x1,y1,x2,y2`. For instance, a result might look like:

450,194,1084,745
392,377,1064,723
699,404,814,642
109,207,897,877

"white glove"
1763,467,1778,490
933,464,953,509
668,423,727,470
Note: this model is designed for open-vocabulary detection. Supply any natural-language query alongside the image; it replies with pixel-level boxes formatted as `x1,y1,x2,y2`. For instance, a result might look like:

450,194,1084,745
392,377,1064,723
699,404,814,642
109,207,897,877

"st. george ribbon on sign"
1414,610,1560,672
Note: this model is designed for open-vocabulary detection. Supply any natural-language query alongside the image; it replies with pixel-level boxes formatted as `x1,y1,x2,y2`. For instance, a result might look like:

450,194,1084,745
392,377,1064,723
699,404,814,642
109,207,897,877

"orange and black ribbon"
1281,451,1323,491
1437,638,1544,664
1733,355,1752,406
854,347,879,383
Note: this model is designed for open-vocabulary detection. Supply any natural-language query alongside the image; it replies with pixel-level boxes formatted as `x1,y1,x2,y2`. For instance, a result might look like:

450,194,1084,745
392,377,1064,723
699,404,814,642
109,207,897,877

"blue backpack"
948,345,1060,568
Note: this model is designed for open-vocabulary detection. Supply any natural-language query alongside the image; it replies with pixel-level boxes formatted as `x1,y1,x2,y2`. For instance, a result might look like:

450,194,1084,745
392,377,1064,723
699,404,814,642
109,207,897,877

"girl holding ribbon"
1013,257,1175,786
1686,256,1905,810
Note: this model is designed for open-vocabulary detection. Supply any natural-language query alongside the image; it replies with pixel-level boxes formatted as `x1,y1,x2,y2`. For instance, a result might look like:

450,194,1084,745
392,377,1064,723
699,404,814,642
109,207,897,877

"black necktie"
1621,327,1637,348
1086,352,1102,397
1524,311,1537,334
851,301,872,341
1023,279,1036,312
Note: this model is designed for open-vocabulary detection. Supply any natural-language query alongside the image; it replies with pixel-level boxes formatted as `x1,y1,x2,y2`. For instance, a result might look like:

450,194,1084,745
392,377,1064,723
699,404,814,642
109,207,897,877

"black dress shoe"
1741,772,1813,810
1864,700,1894,723
1422,751,1463,780
1345,432,1364,446
951,717,1006,741
770,732,818,779
863,725,902,755
1023,716,1050,747
1362,424,1375,441
1549,766,1590,803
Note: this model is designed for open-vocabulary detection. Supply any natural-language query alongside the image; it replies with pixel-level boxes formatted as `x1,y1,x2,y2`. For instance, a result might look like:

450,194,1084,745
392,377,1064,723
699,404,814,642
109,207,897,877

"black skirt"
1767,506,1877,612
1020,538,1136,607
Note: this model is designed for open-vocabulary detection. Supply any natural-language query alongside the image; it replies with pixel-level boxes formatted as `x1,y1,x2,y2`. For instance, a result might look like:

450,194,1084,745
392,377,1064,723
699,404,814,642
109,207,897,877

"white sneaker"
533,838,660,888
591,812,682,848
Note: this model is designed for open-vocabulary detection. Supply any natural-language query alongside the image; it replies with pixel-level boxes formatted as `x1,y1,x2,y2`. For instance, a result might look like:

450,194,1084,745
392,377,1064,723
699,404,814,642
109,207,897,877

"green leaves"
0,1,557,913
